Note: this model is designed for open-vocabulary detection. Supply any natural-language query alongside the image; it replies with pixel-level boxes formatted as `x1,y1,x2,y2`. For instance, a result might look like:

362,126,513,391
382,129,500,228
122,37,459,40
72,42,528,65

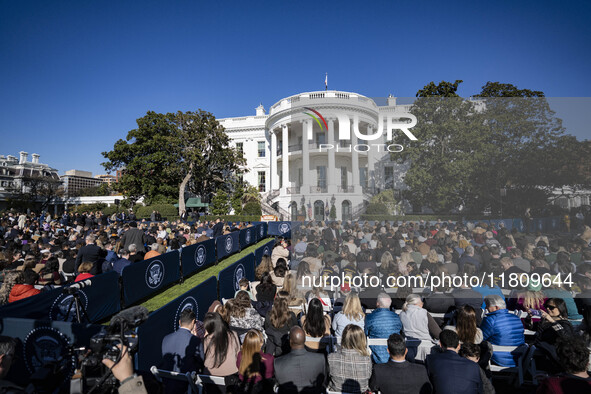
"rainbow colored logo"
303,107,328,131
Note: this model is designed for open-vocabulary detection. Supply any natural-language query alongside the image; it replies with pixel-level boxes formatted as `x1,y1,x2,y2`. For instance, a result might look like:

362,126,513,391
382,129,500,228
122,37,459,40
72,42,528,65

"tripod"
63,288,91,324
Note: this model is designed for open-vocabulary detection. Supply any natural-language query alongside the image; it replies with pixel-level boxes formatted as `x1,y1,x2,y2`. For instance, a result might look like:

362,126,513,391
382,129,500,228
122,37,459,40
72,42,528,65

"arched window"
342,200,352,221
314,200,325,221
289,201,298,221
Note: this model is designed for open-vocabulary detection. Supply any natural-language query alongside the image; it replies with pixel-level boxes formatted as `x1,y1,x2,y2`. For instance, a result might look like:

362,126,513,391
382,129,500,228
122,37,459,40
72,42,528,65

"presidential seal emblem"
194,245,207,268
279,223,290,234
50,291,89,322
233,264,245,291
23,327,75,384
225,236,233,254
146,260,165,289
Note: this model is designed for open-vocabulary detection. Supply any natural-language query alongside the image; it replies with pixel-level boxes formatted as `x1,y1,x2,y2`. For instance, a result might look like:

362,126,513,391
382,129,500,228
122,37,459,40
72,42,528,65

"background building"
94,174,117,187
219,90,410,220
60,170,103,197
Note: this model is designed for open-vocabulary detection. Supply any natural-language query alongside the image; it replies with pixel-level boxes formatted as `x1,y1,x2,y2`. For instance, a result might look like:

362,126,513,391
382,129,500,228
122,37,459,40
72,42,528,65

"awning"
174,197,209,208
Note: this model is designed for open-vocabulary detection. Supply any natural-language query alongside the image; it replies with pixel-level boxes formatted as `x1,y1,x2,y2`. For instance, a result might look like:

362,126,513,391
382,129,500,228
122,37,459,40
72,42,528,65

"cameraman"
102,345,147,394
0,336,23,393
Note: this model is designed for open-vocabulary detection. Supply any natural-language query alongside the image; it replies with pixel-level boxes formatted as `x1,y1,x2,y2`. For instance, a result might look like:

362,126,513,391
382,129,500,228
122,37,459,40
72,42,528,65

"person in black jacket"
425,330,482,394
75,234,106,275
369,333,432,394
212,218,224,238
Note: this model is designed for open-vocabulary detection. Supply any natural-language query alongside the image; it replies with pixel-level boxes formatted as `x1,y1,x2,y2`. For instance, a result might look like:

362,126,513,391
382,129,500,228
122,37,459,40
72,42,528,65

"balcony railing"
310,186,328,194
338,186,354,193
286,187,301,194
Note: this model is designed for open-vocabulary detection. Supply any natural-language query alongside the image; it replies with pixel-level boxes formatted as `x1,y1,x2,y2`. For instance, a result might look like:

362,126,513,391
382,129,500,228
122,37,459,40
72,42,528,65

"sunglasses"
546,305,557,310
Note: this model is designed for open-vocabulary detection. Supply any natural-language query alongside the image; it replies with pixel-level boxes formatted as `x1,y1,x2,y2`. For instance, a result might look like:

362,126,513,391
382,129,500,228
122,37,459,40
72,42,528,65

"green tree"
211,189,231,215
242,201,262,216
396,80,589,215
370,190,398,215
102,110,245,215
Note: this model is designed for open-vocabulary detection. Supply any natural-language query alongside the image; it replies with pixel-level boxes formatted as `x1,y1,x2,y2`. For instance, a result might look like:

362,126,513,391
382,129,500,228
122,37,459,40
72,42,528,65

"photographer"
102,344,147,394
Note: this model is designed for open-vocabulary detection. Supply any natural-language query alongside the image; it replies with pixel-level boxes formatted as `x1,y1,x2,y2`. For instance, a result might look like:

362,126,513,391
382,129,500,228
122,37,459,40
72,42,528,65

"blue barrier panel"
180,238,216,276
218,254,256,300
136,276,218,372
546,216,560,232
513,218,525,232
122,251,181,306
239,227,256,249
215,231,240,260
0,317,103,388
252,222,267,241
268,221,292,237
254,239,275,267
500,219,514,230
0,271,121,323
533,218,544,233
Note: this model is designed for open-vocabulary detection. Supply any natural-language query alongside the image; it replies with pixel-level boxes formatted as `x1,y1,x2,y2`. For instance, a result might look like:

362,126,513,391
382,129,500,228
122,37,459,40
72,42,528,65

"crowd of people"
0,211,250,304
1,210,591,393
158,219,591,393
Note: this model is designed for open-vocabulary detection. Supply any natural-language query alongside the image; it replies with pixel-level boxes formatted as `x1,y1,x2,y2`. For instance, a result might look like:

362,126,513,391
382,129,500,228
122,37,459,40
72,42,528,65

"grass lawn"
138,238,272,312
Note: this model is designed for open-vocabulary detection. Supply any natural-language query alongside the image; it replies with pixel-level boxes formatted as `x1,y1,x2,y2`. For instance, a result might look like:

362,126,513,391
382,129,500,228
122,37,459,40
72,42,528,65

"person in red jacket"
9,270,40,303
75,261,95,282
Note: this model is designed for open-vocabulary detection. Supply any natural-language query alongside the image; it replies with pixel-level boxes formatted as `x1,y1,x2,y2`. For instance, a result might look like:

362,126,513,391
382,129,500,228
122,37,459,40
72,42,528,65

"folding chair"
150,366,199,394
488,344,528,386
195,374,227,394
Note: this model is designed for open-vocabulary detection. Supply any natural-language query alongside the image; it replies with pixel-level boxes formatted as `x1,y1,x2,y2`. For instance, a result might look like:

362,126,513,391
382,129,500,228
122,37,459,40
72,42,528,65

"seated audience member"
332,293,365,337
235,278,256,301
127,243,143,263
459,343,496,394
307,286,332,310
423,284,455,314
452,264,484,319
369,333,432,394
255,255,273,281
203,312,241,377
8,270,40,303
364,292,402,364
144,243,161,260
161,309,203,393
509,282,547,313
37,257,62,286
271,239,290,267
236,329,274,391
536,336,591,394
0,271,23,305
264,297,297,356
444,304,483,344
255,272,277,303
0,335,24,391
113,249,132,276
480,295,525,367
328,325,373,393
426,330,482,394
225,293,264,333
543,285,583,320
274,326,327,394
301,298,331,352
75,261,94,282
400,294,441,341
270,259,287,287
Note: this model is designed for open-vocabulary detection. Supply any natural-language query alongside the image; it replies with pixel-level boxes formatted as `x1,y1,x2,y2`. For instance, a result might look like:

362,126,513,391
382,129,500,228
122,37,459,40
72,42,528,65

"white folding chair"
488,344,528,386
150,366,199,394
195,374,227,394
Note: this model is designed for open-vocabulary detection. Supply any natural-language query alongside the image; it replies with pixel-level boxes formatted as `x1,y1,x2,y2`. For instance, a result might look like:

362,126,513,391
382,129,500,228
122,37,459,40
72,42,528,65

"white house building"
219,90,412,221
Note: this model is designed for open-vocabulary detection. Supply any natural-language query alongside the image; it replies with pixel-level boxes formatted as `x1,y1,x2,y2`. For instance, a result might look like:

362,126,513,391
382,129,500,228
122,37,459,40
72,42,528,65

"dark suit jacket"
75,244,106,274
426,350,482,394
120,227,147,252
369,360,432,394
161,328,203,373
212,222,224,238
274,348,327,394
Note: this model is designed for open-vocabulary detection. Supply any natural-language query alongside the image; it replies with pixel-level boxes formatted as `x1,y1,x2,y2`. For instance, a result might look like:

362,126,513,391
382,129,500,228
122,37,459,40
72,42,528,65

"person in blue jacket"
364,292,402,364
480,294,525,367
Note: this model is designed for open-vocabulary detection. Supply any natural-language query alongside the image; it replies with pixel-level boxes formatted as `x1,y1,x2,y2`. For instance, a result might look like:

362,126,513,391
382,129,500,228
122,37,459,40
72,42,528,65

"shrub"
242,201,262,216
136,204,178,219
365,202,388,215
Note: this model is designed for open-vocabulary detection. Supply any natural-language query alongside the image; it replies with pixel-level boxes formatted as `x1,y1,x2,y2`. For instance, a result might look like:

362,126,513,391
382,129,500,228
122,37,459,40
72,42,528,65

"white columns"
281,124,289,193
367,124,377,191
271,129,279,190
302,120,311,193
327,119,336,194
352,117,360,193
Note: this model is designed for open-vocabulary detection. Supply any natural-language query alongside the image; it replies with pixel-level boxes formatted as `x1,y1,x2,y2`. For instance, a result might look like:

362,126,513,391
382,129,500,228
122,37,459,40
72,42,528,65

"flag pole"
325,73,328,91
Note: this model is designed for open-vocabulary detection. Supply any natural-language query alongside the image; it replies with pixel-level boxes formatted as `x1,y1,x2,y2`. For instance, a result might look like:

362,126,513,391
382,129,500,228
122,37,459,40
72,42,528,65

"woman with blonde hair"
332,293,365,337
281,271,305,307
236,329,274,389
0,271,23,305
398,252,413,275
327,324,372,393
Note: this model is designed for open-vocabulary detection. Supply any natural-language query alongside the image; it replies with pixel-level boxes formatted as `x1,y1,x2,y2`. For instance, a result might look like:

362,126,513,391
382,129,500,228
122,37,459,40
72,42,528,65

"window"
360,168,368,188
258,141,266,157
317,166,327,188
342,200,352,221
315,133,326,146
385,167,394,189
341,166,348,188
298,168,303,187
236,142,243,156
258,171,266,192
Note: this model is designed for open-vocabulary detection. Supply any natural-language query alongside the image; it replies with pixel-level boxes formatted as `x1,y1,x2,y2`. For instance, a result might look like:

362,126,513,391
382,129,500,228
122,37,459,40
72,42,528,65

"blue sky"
1,0,590,176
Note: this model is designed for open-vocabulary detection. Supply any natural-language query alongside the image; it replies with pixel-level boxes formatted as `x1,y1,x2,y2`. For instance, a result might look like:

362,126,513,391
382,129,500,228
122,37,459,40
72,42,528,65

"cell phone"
529,309,542,317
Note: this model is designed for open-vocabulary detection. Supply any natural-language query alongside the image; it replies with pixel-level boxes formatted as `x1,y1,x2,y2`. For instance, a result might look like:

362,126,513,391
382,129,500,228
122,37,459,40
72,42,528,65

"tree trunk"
178,163,194,216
